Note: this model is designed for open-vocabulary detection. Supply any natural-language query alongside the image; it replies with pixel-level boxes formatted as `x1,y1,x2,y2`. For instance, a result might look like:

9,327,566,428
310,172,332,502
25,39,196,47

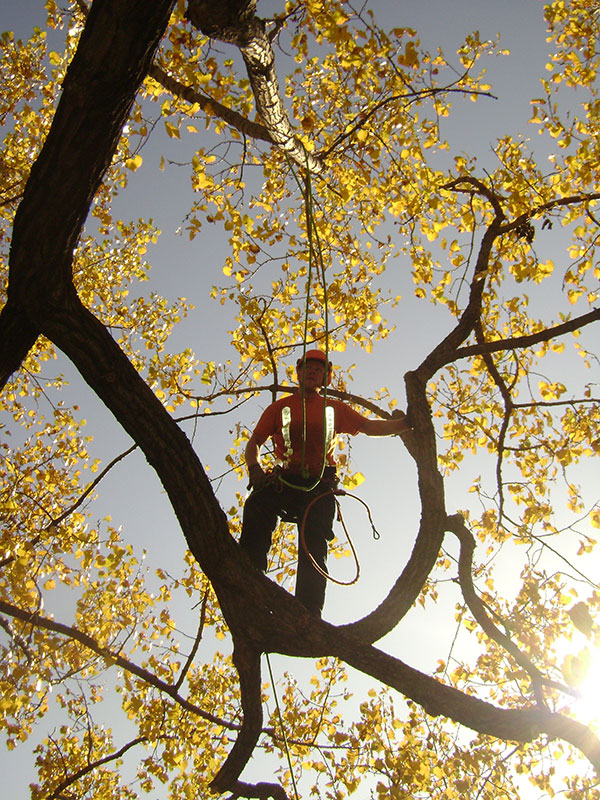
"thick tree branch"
211,641,267,793
186,0,325,174
0,0,177,388
149,63,275,144
0,301,40,391
451,307,600,363
332,630,600,771
37,291,233,579
339,201,506,641
222,780,289,800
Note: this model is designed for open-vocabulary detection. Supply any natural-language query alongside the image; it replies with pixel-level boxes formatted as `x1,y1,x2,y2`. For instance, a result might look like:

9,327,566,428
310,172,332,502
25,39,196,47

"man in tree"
240,349,412,615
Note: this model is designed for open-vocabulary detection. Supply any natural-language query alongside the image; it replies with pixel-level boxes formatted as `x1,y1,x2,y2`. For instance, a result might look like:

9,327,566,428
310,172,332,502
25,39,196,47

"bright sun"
561,644,600,726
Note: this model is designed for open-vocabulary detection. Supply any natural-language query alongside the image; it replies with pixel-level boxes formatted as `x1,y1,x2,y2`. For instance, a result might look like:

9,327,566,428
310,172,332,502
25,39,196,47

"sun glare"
562,645,600,727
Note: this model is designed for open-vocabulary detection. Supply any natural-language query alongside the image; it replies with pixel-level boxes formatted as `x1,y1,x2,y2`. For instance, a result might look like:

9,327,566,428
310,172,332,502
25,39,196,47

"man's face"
297,358,326,391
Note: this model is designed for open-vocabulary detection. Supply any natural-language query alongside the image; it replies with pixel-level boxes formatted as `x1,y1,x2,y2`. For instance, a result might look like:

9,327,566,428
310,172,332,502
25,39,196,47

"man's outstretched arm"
359,410,412,438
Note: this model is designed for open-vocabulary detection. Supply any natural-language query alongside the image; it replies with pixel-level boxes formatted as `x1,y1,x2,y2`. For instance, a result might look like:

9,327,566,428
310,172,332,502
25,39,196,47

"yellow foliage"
2,1,600,798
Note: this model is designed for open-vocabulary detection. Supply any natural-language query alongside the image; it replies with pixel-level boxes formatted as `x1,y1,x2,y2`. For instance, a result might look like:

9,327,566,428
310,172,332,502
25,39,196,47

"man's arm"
244,432,261,469
359,411,412,438
245,431,270,489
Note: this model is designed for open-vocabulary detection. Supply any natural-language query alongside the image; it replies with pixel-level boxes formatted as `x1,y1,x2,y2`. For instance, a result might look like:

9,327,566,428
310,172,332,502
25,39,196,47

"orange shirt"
253,392,367,475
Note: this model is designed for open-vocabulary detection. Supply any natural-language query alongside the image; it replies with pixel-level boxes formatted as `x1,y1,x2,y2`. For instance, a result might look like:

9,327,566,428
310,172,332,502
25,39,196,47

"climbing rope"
278,147,331,492
265,652,300,800
279,150,384,587
299,489,381,586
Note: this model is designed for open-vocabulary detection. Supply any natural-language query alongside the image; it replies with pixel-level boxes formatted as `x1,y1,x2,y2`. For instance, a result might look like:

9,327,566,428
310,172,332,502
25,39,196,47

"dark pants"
239,471,336,614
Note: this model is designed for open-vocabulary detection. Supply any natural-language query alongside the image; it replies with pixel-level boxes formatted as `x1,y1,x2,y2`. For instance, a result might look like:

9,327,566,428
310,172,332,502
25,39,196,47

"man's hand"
247,463,269,490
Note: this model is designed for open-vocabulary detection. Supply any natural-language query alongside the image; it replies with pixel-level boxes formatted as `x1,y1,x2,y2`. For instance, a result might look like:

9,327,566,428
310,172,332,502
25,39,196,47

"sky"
2,0,599,797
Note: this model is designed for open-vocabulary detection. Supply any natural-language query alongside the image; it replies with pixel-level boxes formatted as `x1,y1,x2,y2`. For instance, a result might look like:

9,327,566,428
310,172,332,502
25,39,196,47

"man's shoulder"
326,396,353,412
272,391,297,407
254,394,292,434
327,396,366,429
261,392,297,414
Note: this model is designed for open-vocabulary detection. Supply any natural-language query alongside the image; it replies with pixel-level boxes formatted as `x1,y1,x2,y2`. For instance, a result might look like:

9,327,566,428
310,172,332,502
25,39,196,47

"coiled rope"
299,489,380,585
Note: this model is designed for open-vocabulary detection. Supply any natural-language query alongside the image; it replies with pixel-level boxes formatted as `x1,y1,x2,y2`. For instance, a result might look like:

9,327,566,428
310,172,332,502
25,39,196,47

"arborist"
239,349,413,617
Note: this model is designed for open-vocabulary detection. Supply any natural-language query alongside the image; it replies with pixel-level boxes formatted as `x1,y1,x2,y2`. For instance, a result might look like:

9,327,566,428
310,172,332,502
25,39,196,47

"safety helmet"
296,349,332,384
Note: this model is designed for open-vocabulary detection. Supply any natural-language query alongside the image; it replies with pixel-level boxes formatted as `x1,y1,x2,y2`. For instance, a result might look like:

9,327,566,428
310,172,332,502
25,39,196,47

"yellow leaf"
165,120,180,139
193,171,212,190
125,154,143,171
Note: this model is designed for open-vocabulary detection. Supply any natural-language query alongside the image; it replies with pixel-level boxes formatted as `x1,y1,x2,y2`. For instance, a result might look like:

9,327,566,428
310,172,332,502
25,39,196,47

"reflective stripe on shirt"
325,405,335,451
281,405,292,461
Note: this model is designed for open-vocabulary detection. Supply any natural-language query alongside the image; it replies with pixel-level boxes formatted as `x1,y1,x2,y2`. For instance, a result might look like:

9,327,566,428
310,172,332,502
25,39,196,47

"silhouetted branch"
46,736,149,800
451,307,600,364
0,598,237,731
446,514,574,705
211,640,266,794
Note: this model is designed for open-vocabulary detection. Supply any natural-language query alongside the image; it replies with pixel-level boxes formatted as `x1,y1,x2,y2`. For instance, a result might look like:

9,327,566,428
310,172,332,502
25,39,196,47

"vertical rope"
283,148,331,490
266,653,300,800
300,156,315,477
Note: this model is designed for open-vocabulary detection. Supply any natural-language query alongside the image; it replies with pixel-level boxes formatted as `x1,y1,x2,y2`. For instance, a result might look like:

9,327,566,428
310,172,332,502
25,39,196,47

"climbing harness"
299,488,381,586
